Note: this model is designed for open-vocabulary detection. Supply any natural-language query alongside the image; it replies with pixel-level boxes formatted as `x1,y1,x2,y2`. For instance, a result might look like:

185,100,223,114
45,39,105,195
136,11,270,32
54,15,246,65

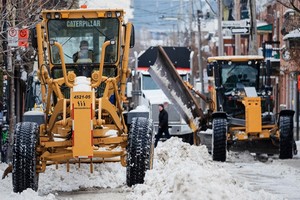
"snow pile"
0,161,126,199
127,137,281,200
1,139,298,199
227,151,257,163
38,163,126,195
0,164,56,200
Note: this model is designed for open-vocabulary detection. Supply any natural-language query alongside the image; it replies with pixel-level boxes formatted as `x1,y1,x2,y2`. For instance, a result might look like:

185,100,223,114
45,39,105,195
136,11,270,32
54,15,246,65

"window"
221,63,258,91
47,18,119,64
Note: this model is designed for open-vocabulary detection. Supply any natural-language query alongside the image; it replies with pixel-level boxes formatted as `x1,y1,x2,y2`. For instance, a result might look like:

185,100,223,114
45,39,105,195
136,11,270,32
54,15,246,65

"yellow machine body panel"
71,91,94,158
243,97,262,133
207,55,264,62
9,4,156,194
34,7,134,168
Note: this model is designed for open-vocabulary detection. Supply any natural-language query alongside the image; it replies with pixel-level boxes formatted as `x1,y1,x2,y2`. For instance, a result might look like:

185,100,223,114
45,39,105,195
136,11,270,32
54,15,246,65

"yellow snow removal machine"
150,46,297,162
12,7,154,193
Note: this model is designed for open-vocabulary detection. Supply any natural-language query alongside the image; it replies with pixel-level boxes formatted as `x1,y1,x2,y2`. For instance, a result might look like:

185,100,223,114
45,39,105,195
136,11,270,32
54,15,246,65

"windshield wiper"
227,65,239,75
82,16,111,40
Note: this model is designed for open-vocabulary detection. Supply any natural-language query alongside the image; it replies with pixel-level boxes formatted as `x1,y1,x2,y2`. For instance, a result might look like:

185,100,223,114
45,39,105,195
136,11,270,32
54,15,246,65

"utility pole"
179,0,184,46
189,0,193,47
197,10,204,98
1,0,8,163
248,0,258,55
234,0,241,55
218,0,223,56
189,0,196,84
6,0,15,162
297,75,300,141
197,9,205,109
15,0,26,124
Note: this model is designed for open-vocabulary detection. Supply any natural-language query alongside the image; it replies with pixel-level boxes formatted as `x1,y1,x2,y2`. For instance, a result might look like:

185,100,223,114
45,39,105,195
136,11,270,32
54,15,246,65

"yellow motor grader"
12,7,154,193
150,46,296,162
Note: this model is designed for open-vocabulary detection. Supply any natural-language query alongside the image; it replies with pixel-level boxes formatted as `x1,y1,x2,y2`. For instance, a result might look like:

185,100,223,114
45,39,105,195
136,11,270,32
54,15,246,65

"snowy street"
0,138,299,200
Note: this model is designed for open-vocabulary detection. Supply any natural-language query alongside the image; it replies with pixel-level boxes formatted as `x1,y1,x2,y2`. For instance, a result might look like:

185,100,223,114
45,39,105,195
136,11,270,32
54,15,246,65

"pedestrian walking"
155,103,171,147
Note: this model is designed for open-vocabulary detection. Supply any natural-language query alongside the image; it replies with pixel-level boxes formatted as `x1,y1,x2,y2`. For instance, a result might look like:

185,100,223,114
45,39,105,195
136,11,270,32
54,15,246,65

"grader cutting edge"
150,46,297,162
12,7,154,193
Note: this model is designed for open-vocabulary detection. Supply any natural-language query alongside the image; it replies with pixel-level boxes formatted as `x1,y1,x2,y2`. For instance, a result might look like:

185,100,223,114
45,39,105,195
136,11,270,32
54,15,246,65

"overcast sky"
80,0,133,20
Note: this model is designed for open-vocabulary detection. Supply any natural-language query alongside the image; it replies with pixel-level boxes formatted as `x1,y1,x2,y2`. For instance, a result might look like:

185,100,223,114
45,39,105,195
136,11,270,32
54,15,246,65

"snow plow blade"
148,46,204,133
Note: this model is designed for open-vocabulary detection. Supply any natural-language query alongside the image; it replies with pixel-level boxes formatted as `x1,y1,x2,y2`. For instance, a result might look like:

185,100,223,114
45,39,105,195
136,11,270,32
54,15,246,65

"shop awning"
257,24,273,33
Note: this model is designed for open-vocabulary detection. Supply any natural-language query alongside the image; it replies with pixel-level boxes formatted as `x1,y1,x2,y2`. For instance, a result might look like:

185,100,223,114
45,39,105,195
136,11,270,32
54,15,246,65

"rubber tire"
279,115,294,159
212,118,227,162
13,122,39,193
126,117,154,187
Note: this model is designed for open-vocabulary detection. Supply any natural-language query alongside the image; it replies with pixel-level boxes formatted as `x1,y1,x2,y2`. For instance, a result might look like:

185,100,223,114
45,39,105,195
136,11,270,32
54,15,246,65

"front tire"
13,122,39,193
126,117,154,186
212,118,227,162
279,115,294,159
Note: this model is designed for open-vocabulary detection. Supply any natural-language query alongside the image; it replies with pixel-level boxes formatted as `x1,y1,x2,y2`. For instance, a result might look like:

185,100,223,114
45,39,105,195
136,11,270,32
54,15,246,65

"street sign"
222,20,250,28
231,27,249,35
7,27,19,47
18,29,29,39
244,20,251,27
18,28,29,47
222,20,243,27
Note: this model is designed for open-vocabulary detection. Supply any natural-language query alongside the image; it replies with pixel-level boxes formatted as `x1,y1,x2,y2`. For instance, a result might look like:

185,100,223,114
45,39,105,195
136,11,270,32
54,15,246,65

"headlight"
46,13,52,19
54,12,61,19
115,11,121,17
262,91,266,96
106,11,112,18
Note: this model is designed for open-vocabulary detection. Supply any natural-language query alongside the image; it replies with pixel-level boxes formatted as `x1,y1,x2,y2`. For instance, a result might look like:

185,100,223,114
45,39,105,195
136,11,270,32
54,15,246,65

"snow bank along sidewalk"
127,137,281,200
0,158,126,199
0,137,286,199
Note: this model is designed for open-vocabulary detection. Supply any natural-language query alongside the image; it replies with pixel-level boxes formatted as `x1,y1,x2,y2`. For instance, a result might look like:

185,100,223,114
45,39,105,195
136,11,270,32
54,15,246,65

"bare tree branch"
204,0,217,16
0,0,79,74
276,0,300,13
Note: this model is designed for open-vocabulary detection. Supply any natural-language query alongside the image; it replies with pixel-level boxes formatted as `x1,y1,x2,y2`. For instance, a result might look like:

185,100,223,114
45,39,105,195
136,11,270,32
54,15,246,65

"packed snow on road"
0,137,299,200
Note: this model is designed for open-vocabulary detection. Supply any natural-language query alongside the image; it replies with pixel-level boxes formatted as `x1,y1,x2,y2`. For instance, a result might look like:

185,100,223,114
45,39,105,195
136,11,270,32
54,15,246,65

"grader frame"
12,7,153,193
149,46,296,162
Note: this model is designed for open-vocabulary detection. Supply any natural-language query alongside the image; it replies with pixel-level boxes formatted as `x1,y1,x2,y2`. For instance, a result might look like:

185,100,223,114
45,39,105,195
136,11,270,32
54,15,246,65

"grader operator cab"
12,7,154,193
149,46,296,162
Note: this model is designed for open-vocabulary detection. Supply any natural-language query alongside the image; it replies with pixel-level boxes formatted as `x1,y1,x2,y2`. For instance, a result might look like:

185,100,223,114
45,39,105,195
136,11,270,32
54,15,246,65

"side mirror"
207,63,213,77
130,25,135,48
213,62,221,87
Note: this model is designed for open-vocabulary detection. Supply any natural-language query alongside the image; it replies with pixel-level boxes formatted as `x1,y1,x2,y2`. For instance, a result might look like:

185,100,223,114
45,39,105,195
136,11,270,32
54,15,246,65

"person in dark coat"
73,40,94,63
154,104,171,147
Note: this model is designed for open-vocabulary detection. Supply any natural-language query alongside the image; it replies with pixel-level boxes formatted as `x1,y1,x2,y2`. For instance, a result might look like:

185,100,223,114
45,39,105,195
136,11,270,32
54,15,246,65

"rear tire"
279,115,294,159
126,117,154,186
13,122,39,193
212,118,227,162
